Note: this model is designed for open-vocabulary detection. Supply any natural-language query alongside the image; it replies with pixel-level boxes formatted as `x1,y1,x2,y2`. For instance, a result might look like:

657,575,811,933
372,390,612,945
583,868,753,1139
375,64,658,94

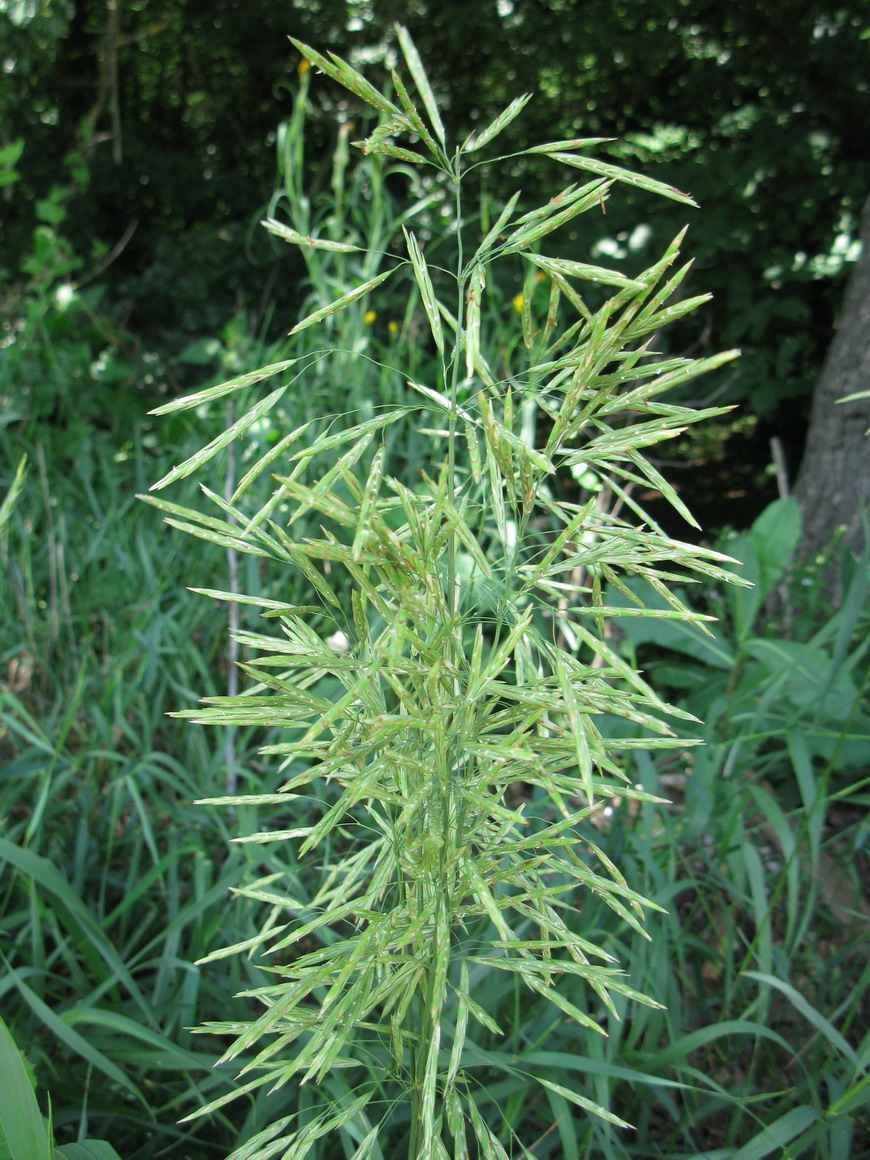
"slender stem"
407,156,467,1160
408,959,429,1160
445,156,465,623
224,399,238,800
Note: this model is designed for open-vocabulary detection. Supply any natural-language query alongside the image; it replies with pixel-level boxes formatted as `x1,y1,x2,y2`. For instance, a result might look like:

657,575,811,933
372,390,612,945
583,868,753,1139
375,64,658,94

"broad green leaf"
731,1106,819,1160
743,971,859,1068
829,1071,870,1117
0,138,25,167
10,977,147,1108
60,1008,208,1071
56,1144,124,1160
0,1015,51,1160
749,496,801,596
0,838,152,1021
515,1048,691,1091
648,1020,796,1069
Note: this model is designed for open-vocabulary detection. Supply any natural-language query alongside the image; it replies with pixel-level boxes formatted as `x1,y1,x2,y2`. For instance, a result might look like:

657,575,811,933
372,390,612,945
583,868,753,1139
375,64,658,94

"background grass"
1,56,869,1160
2,403,869,1156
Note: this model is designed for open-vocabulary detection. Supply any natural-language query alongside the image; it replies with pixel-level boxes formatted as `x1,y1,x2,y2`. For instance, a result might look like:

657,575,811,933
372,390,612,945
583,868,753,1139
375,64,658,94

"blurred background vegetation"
1,2,869,1158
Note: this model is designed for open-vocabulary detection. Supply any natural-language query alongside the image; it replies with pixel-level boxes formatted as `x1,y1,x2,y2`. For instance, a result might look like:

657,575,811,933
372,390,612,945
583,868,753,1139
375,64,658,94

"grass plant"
1,26,868,1160
0,418,313,1155
145,29,751,1160
609,497,870,1157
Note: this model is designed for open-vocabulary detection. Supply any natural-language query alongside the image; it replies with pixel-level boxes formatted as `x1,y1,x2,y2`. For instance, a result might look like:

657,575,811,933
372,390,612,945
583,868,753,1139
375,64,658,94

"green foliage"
1,17,867,1160
4,0,867,423
0,149,145,445
614,498,870,798
583,771,870,1157
0,410,302,1152
0,139,24,189
149,30,748,1159
0,1014,123,1160
604,497,870,1153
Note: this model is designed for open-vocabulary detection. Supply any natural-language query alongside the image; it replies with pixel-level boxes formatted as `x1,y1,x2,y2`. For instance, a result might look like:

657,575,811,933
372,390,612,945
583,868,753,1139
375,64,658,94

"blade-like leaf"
0,1015,51,1160
57,1144,124,1160
0,454,27,536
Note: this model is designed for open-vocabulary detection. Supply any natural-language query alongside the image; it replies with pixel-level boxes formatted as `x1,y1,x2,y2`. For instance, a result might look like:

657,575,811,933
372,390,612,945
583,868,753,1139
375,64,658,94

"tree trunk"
793,192,870,563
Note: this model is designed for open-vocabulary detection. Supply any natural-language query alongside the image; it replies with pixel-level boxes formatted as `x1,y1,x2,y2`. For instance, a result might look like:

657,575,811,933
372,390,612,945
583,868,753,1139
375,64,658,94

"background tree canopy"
3,1,867,426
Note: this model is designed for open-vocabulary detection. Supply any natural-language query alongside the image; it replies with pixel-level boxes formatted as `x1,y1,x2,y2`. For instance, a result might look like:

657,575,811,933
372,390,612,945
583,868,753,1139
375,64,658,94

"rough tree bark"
793,192,870,563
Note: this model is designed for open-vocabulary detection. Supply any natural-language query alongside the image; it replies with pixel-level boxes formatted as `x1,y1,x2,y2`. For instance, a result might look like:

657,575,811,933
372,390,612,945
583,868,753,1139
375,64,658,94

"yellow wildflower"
512,293,524,314
388,320,399,335
298,58,311,77
363,310,377,325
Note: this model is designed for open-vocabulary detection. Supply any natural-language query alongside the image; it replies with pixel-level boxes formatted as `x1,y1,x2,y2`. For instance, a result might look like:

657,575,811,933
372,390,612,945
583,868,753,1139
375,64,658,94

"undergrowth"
0,26,867,1160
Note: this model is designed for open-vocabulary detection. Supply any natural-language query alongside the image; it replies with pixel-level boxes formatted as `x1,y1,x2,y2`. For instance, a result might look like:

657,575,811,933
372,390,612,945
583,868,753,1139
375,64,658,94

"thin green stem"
406,155,469,1160
445,159,465,625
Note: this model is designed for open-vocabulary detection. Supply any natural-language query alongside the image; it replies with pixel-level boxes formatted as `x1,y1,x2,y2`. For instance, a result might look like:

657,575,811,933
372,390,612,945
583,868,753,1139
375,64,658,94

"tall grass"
143,29,758,1160
0,414,314,1153
0,26,867,1160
